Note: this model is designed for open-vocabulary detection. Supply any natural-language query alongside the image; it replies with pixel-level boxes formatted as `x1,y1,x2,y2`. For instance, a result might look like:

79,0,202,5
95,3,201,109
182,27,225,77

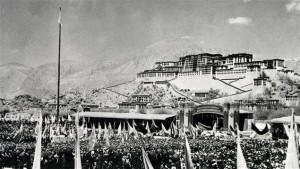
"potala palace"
136,53,300,106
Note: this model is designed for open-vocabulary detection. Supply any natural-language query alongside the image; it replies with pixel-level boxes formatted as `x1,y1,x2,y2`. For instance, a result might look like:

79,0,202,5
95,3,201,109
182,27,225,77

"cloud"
286,0,300,12
228,17,252,25
242,0,251,3
181,36,192,39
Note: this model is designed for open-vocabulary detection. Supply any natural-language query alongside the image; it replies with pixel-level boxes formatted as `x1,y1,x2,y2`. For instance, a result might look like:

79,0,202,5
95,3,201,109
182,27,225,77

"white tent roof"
71,111,176,120
239,109,254,114
268,115,300,124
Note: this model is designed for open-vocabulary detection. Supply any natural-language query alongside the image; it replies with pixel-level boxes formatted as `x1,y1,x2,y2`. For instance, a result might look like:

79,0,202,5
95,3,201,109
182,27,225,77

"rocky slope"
0,62,34,98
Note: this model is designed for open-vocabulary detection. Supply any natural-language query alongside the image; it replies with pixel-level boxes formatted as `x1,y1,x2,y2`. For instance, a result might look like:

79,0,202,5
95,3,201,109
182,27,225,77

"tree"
206,88,220,100
286,77,294,90
11,94,45,110
0,106,10,116
264,88,272,98
260,71,267,78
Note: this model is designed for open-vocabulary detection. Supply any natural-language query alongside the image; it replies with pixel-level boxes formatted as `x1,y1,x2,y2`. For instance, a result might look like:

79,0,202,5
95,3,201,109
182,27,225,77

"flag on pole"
69,128,75,139
35,122,39,135
88,124,96,151
133,119,137,126
172,122,178,136
75,114,82,169
61,122,67,135
230,125,237,137
117,123,122,136
283,124,290,138
47,117,51,124
142,148,154,169
295,120,299,153
127,121,134,135
161,123,168,135
236,123,248,169
104,121,107,133
121,132,125,145
32,113,43,169
83,122,88,138
42,124,49,138
123,122,128,140
78,122,84,138
58,7,62,24
44,117,49,124
151,119,158,128
212,122,217,134
108,122,112,130
61,116,66,122
108,122,113,136
51,115,56,124
98,122,102,139
189,124,196,139
104,130,110,147
132,123,138,139
68,113,72,121
55,123,60,136
184,135,194,169
13,123,24,143
146,121,151,134
284,109,300,169
50,124,54,138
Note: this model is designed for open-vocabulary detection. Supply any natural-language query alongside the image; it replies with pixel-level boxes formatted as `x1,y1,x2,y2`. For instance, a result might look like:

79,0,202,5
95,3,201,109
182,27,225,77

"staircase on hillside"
165,81,202,105
213,77,246,92
102,88,130,98
240,83,253,89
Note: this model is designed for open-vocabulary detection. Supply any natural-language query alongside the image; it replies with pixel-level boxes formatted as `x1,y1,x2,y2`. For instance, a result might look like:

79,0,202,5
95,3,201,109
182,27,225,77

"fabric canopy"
267,115,300,124
239,109,254,114
71,112,176,120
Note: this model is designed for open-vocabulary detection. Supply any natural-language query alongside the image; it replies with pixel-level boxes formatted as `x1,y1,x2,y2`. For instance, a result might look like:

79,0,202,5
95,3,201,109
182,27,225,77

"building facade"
137,53,286,82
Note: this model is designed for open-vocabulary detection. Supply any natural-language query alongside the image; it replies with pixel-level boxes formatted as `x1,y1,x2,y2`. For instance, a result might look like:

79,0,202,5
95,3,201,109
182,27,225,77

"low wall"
205,90,252,104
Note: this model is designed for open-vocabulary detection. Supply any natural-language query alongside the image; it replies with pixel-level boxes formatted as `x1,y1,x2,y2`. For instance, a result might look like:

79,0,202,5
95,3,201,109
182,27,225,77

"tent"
71,111,176,132
71,112,176,120
268,116,300,124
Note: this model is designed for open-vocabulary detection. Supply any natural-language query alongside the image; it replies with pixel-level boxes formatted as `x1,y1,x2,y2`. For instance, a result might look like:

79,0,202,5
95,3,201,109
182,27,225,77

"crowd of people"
0,119,291,169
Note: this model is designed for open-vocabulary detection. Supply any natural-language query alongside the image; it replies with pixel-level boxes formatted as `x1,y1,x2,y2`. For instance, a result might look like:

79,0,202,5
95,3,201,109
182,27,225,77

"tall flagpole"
57,7,62,122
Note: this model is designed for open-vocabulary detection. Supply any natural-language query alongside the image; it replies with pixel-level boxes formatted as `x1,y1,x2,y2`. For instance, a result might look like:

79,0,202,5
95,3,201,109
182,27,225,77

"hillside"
0,38,230,99
0,63,34,98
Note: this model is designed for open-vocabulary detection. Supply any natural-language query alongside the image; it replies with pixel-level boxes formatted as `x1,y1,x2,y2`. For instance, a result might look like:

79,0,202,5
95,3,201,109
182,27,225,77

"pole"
57,7,62,122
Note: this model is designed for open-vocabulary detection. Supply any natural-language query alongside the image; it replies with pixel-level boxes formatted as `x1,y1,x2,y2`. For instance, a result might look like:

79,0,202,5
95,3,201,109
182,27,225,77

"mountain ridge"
1,38,298,99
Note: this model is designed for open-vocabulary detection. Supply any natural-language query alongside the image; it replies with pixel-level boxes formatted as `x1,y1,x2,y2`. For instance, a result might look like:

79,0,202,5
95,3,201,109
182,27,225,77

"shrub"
254,110,271,120
268,110,291,119
255,107,300,120
0,106,10,116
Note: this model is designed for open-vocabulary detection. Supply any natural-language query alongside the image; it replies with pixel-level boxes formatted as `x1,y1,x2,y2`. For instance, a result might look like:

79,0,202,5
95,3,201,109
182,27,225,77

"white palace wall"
229,71,258,89
136,75,176,82
215,71,247,79
170,74,240,95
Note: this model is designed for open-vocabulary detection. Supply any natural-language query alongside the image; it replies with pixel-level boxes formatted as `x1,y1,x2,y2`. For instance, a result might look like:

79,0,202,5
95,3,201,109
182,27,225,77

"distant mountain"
0,38,233,99
0,62,34,99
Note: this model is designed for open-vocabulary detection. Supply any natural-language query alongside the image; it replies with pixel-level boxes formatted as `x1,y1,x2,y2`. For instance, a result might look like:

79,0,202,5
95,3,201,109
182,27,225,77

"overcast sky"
1,0,300,67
